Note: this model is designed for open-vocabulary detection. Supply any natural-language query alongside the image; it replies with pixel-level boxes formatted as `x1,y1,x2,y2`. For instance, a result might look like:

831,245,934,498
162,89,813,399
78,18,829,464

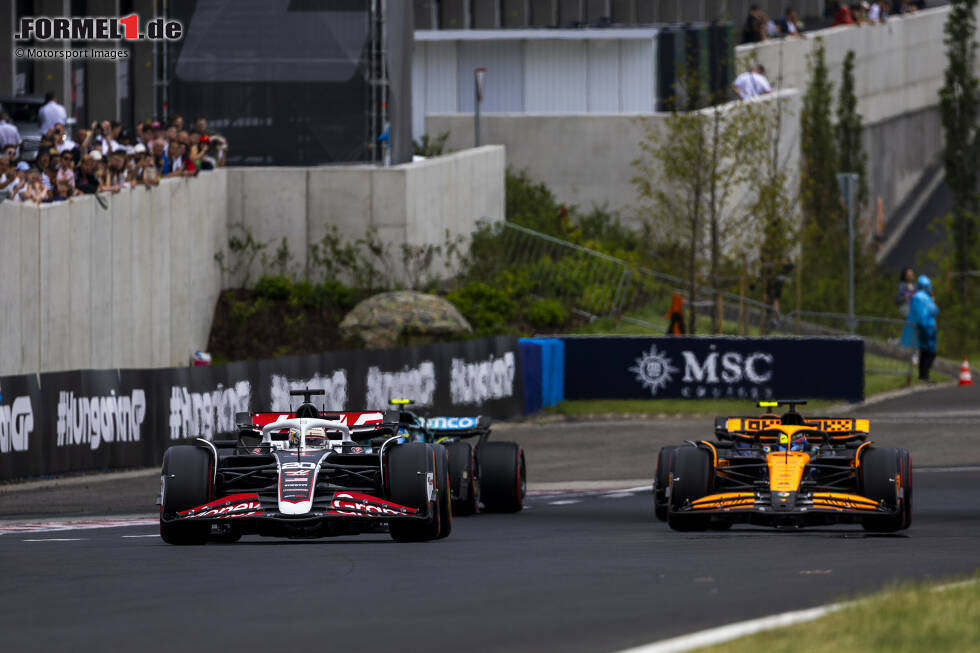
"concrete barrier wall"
741,7,951,126
1,147,504,376
426,7,959,223
1,171,229,376
430,91,801,221
224,145,506,285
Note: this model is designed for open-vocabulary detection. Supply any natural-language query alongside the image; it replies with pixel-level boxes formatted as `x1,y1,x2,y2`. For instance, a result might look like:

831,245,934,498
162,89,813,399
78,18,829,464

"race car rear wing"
425,415,491,439
236,409,400,437
714,416,870,443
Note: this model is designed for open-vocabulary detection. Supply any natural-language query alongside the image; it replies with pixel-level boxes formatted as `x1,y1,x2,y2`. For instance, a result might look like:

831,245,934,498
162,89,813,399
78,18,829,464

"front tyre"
860,447,905,533
667,446,712,532
653,446,678,521
159,445,213,545
433,444,452,539
387,443,441,542
478,441,526,513
899,448,912,530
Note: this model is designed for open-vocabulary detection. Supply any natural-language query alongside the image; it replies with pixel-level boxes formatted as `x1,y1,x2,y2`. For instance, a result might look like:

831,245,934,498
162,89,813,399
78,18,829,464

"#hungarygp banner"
0,337,524,481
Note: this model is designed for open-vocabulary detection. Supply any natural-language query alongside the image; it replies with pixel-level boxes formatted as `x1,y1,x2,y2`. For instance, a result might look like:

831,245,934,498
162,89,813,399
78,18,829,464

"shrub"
254,275,292,301
506,168,565,235
526,298,568,330
447,281,517,333
581,282,617,315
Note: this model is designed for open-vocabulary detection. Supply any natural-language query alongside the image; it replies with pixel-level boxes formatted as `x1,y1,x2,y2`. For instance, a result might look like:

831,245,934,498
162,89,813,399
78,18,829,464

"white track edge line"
615,578,980,653
613,603,845,653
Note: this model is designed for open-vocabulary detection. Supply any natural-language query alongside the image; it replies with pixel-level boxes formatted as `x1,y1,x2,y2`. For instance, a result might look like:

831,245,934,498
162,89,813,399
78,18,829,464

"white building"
412,28,662,138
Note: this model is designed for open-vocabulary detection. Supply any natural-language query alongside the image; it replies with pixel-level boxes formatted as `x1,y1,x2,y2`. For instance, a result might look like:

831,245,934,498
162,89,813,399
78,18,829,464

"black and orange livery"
653,400,911,531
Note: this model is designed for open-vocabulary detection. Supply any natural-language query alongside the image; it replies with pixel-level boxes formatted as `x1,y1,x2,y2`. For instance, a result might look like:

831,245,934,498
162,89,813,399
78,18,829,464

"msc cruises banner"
561,336,864,402
0,336,522,481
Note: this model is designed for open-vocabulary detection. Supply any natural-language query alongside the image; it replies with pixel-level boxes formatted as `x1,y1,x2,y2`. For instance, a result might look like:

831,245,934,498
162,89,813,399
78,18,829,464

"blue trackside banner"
561,336,864,402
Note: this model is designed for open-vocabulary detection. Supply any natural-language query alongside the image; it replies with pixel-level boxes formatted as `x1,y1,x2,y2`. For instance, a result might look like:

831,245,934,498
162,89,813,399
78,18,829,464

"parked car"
0,95,44,161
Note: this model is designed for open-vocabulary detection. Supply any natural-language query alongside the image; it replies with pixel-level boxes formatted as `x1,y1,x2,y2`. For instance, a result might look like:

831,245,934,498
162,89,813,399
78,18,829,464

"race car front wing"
161,491,432,524
674,490,899,518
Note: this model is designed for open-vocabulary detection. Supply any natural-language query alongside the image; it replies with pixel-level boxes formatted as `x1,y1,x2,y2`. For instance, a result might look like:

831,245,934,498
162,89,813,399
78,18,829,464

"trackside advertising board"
562,336,864,402
0,336,523,481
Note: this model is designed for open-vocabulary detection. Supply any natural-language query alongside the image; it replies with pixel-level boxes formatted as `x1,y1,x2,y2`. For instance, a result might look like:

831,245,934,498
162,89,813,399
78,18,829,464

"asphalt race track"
1,385,978,653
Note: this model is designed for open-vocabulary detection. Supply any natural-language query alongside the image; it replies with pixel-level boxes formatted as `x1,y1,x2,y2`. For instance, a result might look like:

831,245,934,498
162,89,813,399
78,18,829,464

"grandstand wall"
0,147,505,376
426,6,959,226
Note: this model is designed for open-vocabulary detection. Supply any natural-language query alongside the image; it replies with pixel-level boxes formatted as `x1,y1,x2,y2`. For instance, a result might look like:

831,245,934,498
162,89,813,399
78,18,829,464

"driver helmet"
288,428,302,448
777,431,808,452
305,427,328,450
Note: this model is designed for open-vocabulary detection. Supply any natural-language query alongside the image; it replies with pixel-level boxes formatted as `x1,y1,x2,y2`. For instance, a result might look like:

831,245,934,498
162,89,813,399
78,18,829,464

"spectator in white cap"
75,154,100,194
8,161,32,202
131,143,159,188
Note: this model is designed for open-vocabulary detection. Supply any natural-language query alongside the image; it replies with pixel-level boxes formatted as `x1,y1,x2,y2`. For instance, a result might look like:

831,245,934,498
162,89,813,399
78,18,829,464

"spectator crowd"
743,1,927,44
0,92,228,205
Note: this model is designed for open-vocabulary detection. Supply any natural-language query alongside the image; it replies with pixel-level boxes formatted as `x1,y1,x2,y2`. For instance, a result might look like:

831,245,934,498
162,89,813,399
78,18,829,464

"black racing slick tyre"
433,444,452,539
387,443,441,542
667,446,712,532
160,445,213,545
478,441,526,513
446,440,479,516
899,448,912,530
860,447,906,533
654,446,678,521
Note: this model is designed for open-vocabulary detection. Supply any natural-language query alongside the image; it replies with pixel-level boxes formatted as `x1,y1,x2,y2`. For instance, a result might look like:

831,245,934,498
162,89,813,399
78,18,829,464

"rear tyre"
653,446,678,521
446,441,479,516
160,445,213,545
667,446,712,532
860,447,905,533
478,441,525,513
433,444,452,539
387,443,441,542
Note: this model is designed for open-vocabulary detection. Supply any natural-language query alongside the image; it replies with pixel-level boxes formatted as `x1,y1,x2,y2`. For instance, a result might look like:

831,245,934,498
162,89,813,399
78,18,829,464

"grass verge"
696,576,980,653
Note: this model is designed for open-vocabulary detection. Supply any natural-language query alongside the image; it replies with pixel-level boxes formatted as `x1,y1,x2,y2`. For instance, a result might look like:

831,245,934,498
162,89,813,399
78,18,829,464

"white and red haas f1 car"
158,390,452,545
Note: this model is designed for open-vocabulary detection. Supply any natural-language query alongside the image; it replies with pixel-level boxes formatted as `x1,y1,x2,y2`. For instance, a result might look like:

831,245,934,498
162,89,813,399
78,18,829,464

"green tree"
748,93,798,332
836,50,868,210
633,66,771,334
800,39,842,312
633,107,707,333
939,0,980,305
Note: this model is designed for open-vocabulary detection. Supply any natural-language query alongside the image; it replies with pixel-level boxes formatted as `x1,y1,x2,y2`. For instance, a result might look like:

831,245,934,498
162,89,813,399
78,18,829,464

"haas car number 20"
158,390,453,545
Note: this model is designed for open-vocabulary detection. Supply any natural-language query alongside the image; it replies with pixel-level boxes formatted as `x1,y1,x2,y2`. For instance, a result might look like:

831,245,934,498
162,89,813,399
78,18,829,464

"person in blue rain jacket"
906,275,939,381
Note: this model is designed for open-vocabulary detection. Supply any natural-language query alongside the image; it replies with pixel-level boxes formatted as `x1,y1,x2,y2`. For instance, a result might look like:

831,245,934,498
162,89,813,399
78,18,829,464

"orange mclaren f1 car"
653,400,911,532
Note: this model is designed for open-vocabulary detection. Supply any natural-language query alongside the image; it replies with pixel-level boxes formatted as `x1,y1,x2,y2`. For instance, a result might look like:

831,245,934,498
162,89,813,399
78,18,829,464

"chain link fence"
497,222,942,377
